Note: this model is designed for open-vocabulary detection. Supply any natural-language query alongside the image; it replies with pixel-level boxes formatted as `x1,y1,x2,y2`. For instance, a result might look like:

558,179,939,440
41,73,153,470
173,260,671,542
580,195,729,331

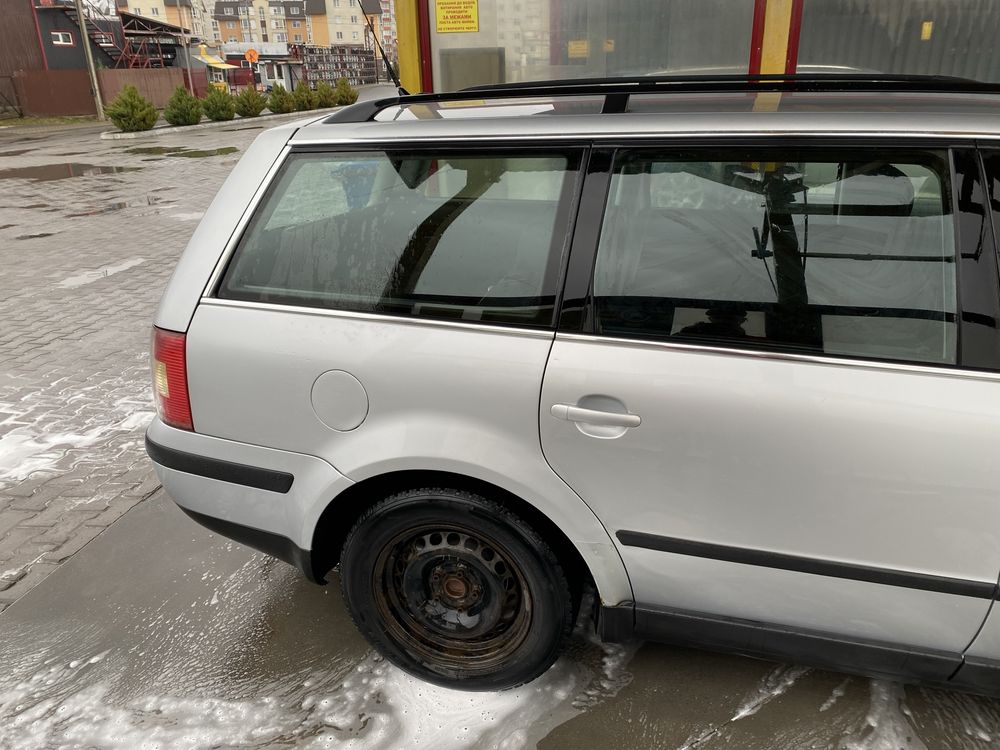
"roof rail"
324,73,1000,124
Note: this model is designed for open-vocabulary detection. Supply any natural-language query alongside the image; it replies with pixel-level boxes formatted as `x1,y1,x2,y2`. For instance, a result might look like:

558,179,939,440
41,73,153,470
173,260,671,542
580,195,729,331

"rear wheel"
339,488,574,690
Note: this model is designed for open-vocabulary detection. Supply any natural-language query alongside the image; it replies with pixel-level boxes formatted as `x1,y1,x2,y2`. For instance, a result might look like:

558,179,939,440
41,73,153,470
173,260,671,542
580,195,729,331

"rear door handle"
550,403,641,428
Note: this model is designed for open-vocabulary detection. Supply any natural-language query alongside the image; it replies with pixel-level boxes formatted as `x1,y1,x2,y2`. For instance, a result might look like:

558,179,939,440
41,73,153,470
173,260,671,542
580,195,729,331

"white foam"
842,680,928,750
0,634,633,750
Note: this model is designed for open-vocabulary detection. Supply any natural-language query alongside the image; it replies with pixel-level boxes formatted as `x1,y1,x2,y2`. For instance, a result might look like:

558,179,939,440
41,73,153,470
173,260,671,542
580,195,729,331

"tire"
339,487,574,691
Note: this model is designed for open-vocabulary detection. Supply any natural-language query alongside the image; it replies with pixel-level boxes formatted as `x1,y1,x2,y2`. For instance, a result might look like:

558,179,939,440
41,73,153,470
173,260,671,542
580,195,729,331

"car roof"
290,75,1000,144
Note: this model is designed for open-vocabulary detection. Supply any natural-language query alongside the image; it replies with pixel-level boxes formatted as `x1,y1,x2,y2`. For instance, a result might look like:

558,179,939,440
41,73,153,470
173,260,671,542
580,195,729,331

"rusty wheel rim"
373,523,532,674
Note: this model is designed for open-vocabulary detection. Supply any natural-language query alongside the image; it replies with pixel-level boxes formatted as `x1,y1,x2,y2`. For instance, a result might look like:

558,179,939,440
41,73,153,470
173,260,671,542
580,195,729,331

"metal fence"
799,0,1000,81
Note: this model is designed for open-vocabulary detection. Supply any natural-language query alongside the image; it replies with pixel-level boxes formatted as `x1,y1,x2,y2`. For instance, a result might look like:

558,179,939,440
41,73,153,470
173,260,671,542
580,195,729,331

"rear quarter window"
218,149,582,328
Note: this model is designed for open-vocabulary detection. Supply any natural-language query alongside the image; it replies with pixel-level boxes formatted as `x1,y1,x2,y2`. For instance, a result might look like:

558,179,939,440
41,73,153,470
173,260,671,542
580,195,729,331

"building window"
292,20,301,27
333,0,340,5
352,30,358,39
275,32,287,41
334,15,342,22
336,31,343,39
294,33,302,41
259,7,265,16
214,32,221,40
50,30,74,46
227,20,235,28
271,6,281,14
289,6,300,14
272,19,282,28
350,14,357,22
133,7,141,13
228,35,238,42
211,19,219,28
150,6,159,14
224,7,234,14
241,19,249,28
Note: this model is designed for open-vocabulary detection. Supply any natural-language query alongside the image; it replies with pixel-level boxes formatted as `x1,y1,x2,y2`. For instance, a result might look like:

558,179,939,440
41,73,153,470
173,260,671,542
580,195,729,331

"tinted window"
219,150,581,327
593,149,957,365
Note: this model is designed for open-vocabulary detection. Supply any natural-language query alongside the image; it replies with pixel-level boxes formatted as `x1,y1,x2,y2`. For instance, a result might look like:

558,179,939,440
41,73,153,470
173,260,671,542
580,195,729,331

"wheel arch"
310,469,613,607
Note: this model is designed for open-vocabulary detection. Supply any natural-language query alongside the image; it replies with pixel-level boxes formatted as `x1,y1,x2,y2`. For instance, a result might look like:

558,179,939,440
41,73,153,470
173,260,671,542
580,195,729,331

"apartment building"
115,0,213,40
210,0,379,47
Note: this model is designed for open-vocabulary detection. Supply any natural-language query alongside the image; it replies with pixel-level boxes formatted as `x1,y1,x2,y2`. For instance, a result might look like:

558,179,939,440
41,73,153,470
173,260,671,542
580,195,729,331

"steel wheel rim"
373,522,533,673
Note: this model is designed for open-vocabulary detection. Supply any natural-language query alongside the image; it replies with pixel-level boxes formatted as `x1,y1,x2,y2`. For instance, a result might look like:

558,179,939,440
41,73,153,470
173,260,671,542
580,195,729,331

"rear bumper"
176,503,319,582
145,418,354,579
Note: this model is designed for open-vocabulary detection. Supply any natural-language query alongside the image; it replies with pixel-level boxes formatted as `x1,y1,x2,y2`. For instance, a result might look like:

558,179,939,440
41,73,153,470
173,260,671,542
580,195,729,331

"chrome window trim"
198,297,557,339
556,332,1000,382
201,144,293,299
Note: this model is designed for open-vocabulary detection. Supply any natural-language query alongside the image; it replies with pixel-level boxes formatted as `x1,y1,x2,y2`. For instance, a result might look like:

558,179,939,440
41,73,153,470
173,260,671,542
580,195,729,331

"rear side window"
593,148,957,366
218,149,581,328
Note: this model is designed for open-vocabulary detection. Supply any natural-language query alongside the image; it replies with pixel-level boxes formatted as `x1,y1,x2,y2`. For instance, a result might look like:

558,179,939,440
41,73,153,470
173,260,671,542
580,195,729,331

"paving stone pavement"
0,122,280,612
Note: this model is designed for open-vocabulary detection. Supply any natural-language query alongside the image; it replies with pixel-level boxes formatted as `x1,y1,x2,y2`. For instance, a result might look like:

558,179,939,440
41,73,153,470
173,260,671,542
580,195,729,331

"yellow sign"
436,0,478,33
568,39,589,58
603,39,615,53
920,21,934,41
245,48,259,63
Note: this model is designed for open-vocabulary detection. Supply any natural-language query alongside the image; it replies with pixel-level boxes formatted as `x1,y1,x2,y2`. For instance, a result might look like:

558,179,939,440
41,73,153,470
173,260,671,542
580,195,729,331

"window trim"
50,30,75,47
560,138,1000,372
207,141,591,332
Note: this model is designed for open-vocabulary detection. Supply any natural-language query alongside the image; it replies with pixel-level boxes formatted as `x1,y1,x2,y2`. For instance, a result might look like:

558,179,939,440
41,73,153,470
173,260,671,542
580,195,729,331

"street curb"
99,106,343,140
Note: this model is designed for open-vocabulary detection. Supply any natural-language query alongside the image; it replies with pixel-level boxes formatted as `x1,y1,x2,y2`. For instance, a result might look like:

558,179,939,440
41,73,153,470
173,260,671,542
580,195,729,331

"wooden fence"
12,67,186,117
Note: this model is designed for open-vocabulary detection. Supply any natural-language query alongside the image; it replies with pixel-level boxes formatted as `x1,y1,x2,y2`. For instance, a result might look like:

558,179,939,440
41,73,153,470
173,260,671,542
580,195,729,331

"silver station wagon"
146,75,1000,695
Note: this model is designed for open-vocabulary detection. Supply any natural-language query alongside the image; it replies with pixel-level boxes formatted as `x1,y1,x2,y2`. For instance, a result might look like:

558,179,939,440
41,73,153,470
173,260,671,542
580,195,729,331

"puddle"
66,195,168,217
124,146,189,156
0,148,34,157
123,146,238,158
169,147,239,158
0,163,141,181
15,232,55,240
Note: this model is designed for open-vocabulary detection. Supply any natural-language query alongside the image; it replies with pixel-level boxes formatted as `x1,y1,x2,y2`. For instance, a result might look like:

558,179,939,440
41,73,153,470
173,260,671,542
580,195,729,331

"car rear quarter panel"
183,301,633,605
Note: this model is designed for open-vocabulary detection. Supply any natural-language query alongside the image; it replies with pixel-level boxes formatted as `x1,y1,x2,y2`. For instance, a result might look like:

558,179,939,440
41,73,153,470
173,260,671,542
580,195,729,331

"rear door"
540,144,1000,661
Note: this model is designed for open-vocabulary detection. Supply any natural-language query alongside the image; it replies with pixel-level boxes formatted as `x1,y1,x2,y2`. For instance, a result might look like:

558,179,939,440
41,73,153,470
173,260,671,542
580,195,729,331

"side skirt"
598,603,1000,698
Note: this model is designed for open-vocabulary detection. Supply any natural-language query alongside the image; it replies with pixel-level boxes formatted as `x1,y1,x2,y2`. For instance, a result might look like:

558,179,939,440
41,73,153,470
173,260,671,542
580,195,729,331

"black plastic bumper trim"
617,530,998,600
146,436,294,494
178,506,322,584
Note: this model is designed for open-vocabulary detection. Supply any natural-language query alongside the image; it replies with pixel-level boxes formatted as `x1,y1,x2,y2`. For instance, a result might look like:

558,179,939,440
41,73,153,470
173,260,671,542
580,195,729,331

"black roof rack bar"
323,73,1000,125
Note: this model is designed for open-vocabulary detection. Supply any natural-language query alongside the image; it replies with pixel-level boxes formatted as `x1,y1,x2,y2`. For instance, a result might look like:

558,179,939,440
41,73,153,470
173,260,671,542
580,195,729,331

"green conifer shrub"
104,85,158,132
163,85,202,126
233,87,267,117
335,78,359,105
202,86,236,121
293,81,318,111
267,84,295,114
315,80,338,108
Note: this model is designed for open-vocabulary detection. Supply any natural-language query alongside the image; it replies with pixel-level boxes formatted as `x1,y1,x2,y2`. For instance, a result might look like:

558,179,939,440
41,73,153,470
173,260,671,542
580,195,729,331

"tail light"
152,326,194,431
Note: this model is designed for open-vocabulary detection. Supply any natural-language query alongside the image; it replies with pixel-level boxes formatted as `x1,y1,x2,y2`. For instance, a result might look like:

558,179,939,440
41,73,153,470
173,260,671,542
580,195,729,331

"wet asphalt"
2,490,999,749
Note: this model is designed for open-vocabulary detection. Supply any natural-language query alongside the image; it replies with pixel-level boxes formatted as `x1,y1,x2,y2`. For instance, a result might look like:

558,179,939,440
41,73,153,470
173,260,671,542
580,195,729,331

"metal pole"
74,0,105,120
182,7,195,95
